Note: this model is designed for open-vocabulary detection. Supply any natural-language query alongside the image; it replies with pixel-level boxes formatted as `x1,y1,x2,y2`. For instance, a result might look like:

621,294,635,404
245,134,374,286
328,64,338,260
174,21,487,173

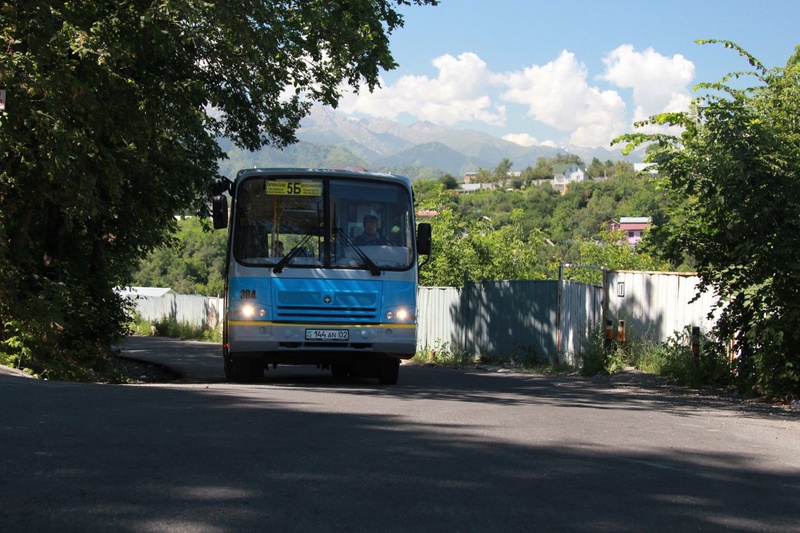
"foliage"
154,319,222,343
413,339,473,366
133,217,227,295
413,160,672,286
419,201,551,286
521,157,554,180
128,314,156,337
129,312,222,343
0,0,437,378
635,329,732,389
566,229,668,284
579,327,617,376
580,325,733,389
615,41,800,398
586,158,635,179
0,273,133,379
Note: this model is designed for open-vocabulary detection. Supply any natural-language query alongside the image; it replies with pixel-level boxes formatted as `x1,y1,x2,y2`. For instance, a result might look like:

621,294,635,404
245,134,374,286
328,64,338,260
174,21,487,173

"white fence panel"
416,286,463,355
605,271,719,343
129,294,223,328
558,281,603,365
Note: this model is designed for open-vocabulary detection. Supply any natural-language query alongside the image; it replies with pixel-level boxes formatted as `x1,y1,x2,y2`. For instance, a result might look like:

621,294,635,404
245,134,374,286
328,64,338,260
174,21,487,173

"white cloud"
601,44,695,124
335,46,697,148
499,50,627,147
503,133,539,147
338,52,506,125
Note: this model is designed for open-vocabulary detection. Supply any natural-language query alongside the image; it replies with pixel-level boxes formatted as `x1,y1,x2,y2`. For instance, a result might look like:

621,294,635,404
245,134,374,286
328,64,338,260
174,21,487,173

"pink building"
609,217,651,245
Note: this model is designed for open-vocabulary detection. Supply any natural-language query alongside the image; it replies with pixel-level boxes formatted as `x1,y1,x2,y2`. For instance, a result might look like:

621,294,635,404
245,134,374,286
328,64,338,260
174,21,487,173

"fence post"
691,326,700,359
462,270,470,357
556,263,564,364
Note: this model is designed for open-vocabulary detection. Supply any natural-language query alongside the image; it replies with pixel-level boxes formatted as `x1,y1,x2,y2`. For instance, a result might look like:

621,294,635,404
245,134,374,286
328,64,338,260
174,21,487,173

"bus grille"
274,290,379,322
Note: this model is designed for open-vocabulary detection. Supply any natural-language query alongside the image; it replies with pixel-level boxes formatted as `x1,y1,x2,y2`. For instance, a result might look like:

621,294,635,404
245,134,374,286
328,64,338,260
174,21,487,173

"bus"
211,168,431,384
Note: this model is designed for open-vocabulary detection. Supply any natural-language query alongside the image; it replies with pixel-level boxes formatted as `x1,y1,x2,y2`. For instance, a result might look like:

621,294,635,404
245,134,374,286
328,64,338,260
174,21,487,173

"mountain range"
218,106,641,180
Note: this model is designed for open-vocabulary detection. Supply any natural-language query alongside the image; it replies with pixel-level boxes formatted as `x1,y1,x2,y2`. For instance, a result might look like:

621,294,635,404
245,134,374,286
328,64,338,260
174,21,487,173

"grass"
417,327,734,391
413,339,474,366
578,326,734,389
413,339,572,374
129,314,222,343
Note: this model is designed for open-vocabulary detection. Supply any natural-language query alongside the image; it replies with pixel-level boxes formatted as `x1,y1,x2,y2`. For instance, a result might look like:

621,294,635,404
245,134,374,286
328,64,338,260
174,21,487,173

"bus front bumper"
227,321,417,359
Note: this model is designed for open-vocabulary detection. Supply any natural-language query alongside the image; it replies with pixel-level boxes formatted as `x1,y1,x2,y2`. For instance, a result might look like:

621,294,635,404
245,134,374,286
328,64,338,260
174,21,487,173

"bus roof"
234,167,412,187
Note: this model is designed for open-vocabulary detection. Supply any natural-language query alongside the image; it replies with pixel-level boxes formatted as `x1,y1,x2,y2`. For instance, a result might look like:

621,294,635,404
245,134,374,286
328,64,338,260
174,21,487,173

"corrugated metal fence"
129,270,718,364
417,279,602,365
604,270,719,345
131,294,224,330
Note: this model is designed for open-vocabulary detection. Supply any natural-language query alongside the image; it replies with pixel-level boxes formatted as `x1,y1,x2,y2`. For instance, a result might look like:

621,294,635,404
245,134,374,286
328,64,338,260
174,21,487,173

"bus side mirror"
212,195,228,229
416,223,432,255
211,179,230,196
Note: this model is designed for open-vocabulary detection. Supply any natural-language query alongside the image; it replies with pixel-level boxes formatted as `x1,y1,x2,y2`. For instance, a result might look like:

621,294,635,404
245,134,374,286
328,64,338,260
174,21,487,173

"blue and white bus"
211,168,431,384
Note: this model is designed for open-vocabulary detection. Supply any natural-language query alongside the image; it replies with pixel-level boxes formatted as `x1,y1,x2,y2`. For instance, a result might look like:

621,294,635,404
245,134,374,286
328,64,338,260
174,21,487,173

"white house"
552,163,587,193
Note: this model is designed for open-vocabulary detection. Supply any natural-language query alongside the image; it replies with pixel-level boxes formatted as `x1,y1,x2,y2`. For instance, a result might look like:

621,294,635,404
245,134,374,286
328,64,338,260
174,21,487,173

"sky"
336,0,800,149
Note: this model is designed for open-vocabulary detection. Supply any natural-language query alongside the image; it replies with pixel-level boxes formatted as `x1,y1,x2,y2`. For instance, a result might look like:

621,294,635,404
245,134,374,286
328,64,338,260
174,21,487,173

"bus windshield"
233,176,414,271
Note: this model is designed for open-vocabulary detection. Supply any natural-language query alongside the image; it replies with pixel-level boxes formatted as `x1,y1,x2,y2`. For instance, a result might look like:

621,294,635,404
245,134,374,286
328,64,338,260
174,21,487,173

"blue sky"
336,0,800,149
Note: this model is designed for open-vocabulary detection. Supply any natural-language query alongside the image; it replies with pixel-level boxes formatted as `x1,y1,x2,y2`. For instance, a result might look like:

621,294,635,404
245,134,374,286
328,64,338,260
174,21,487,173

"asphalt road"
1,336,799,532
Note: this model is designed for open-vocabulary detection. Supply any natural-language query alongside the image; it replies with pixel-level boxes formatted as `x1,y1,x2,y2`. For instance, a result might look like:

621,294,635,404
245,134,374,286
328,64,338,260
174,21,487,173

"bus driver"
355,214,390,245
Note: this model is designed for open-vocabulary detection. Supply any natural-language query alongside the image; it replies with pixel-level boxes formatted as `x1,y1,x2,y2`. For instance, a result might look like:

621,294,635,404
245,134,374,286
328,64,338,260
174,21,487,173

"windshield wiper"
273,234,314,274
336,228,381,276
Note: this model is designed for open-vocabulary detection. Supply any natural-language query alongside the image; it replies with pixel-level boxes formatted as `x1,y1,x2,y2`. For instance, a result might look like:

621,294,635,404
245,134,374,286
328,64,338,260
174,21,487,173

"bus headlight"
237,304,267,319
387,308,412,322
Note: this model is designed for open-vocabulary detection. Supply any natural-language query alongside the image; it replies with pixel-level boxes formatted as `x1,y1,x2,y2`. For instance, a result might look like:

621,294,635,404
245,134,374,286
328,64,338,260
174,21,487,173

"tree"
474,168,493,184
0,0,438,377
527,157,554,180
587,157,607,179
494,158,513,182
438,174,459,190
569,230,665,284
419,196,550,287
616,41,800,398
133,218,228,296
553,153,584,166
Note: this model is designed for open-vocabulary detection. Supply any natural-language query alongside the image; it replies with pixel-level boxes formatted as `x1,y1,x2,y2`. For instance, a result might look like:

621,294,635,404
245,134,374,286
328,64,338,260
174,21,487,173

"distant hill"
218,106,640,180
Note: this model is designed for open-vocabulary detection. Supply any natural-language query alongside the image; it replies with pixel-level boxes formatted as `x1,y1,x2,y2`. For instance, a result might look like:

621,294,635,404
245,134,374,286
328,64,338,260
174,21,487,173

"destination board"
266,181,322,196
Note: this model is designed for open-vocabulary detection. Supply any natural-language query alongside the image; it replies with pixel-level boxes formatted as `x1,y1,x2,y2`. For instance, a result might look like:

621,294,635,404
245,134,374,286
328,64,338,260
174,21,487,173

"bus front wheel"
331,363,351,379
230,355,263,383
378,358,400,385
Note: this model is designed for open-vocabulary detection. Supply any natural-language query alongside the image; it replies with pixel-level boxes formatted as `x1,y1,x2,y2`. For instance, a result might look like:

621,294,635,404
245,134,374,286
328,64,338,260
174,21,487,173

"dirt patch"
108,356,180,383
0,364,35,379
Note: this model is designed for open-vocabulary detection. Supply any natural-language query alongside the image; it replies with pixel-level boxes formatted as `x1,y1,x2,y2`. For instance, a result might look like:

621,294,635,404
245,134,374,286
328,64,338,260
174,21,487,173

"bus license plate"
305,329,349,341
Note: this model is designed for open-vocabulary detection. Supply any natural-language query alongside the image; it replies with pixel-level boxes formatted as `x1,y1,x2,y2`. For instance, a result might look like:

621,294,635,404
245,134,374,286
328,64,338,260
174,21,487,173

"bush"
580,326,733,390
578,326,641,375
620,328,733,388
1,278,119,380
579,329,609,376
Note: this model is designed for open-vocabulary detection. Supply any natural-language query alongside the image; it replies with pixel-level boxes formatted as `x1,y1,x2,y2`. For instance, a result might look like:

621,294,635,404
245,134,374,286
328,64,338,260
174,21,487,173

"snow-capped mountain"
218,106,637,180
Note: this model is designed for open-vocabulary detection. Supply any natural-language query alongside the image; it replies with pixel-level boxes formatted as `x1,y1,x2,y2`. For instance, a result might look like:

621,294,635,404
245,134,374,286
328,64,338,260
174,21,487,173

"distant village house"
551,163,587,194
609,217,651,245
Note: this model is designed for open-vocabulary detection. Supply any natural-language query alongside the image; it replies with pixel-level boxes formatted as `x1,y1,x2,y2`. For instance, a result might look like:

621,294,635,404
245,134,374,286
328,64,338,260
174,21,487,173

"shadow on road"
0,336,797,532
120,335,799,422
